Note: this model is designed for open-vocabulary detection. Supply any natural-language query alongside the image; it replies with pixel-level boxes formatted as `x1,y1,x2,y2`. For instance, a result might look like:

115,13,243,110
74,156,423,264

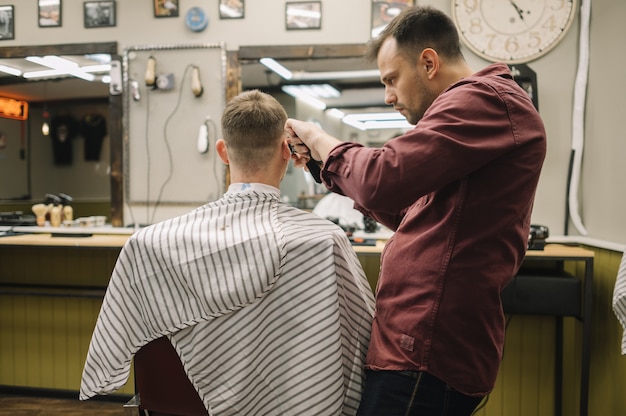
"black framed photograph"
371,0,413,38
0,5,15,40
154,0,178,18
285,1,321,30
83,1,116,28
39,0,62,27
219,0,244,19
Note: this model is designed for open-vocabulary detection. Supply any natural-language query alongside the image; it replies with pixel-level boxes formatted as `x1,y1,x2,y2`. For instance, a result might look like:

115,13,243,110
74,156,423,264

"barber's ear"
216,139,229,164
420,48,439,79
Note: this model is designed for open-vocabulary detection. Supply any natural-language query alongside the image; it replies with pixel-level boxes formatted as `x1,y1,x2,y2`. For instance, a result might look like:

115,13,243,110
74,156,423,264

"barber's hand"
285,118,325,162
287,142,311,170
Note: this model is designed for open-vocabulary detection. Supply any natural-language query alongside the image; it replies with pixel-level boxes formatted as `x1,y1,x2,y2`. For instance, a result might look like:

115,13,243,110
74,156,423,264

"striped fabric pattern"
612,251,626,353
80,189,375,415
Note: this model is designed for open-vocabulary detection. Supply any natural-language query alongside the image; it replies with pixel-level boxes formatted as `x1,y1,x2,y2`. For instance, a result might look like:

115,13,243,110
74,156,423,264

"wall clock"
452,0,578,64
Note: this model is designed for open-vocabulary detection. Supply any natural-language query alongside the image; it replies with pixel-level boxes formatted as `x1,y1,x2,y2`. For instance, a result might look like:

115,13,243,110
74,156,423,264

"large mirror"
0,42,123,225
237,44,407,206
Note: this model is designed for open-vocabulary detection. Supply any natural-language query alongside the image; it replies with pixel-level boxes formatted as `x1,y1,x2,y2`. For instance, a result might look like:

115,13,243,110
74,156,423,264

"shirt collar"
227,183,280,196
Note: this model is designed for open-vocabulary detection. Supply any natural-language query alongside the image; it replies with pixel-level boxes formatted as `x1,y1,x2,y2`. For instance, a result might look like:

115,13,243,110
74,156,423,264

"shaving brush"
32,203,49,227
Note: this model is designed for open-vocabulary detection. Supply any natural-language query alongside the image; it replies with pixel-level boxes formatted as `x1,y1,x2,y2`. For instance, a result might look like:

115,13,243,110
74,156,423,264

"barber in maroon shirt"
287,6,546,416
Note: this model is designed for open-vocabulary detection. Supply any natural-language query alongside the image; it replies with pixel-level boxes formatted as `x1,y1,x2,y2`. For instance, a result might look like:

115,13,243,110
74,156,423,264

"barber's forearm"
312,132,342,164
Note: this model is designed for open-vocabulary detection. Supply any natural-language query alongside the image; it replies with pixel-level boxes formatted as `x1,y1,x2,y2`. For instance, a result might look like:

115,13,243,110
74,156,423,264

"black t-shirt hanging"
50,115,78,166
81,114,107,161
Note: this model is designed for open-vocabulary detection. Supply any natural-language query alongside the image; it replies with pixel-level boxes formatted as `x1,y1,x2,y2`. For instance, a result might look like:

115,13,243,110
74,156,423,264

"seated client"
79,90,376,415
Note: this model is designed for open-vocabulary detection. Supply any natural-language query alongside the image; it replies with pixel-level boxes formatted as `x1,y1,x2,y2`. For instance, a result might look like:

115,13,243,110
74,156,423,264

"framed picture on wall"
39,0,62,27
219,0,244,19
0,5,15,40
285,1,321,30
83,1,116,28
154,0,179,18
371,0,414,38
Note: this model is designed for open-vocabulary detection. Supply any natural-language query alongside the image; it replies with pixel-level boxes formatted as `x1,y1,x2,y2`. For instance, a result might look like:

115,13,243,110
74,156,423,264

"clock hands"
509,0,525,22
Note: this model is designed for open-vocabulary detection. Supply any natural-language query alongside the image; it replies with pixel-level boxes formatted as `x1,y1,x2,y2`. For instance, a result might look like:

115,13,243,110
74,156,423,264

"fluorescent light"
260,58,293,80
81,64,111,73
283,83,339,99
290,69,380,81
261,57,380,82
26,55,95,81
0,65,22,76
325,108,345,119
23,69,66,79
342,112,413,131
282,85,327,110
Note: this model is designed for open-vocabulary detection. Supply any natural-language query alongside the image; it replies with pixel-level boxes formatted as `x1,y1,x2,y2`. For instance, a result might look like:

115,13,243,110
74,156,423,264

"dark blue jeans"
356,370,483,416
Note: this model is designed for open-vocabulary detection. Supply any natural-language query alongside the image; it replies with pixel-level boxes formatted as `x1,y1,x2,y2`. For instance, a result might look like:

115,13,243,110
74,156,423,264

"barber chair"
123,336,209,416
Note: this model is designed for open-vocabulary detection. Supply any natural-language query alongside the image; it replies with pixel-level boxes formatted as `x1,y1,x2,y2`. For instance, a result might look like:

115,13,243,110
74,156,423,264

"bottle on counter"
44,194,61,224
49,204,62,227
58,193,74,223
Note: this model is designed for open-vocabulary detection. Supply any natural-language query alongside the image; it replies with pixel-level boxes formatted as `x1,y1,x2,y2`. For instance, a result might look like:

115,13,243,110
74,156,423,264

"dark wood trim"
108,55,124,227
0,42,118,58
237,44,367,62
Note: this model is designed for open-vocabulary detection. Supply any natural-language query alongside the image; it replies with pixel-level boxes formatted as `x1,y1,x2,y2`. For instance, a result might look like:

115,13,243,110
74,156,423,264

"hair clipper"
288,143,322,184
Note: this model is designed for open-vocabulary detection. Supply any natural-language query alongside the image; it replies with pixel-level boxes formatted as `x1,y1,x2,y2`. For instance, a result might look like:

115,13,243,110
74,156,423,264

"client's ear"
216,139,229,164
281,139,292,160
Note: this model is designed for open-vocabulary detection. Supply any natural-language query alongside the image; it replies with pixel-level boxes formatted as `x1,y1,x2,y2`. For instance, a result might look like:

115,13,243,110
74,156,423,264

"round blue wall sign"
185,7,208,32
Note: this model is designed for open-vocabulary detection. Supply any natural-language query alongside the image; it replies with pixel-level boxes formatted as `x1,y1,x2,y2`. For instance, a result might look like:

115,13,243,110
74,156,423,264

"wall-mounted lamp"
42,82,50,136
41,112,50,136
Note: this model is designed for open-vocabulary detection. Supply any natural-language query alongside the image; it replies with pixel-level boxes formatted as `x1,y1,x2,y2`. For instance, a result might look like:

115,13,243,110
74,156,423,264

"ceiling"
0,54,111,102
240,55,388,110
0,51,390,114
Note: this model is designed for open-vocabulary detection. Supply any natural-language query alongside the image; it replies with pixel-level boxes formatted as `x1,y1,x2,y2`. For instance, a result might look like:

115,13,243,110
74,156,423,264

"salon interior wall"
4,0,625,245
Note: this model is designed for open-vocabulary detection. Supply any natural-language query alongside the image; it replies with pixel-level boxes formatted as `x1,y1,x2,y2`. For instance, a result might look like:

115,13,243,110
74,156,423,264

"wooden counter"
0,233,130,248
0,231,133,396
0,231,596,414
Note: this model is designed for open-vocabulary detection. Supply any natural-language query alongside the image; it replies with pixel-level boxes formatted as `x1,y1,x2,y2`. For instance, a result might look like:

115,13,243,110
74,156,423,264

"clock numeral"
551,0,571,11
504,37,520,55
468,17,483,34
528,32,542,49
543,14,558,32
460,0,478,13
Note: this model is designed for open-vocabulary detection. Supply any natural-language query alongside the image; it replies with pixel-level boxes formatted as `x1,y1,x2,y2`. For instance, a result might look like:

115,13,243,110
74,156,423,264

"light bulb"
42,121,50,136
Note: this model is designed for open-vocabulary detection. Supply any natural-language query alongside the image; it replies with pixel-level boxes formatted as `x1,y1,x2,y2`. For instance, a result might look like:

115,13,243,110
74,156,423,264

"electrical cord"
149,64,194,224
205,117,222,199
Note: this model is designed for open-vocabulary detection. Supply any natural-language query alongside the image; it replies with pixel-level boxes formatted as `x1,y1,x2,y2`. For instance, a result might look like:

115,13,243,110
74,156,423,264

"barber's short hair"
221,89,287,165
366,6,463,64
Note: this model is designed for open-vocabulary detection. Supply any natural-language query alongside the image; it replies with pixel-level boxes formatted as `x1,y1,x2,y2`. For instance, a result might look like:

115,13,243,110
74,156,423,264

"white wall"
3,0,625,245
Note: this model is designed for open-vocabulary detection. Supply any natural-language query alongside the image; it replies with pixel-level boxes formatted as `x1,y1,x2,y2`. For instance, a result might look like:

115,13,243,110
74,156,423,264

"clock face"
452,0,578,63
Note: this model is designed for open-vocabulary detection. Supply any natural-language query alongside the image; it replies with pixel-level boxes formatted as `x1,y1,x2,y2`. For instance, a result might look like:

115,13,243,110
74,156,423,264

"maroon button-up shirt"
322,63,546,396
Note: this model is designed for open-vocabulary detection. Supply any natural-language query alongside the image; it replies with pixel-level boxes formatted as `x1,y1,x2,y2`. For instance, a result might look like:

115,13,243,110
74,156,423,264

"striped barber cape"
80,185,375,416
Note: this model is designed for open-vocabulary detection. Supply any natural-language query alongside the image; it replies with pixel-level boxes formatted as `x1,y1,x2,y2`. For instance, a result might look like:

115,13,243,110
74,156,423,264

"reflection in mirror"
0,54,111,202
